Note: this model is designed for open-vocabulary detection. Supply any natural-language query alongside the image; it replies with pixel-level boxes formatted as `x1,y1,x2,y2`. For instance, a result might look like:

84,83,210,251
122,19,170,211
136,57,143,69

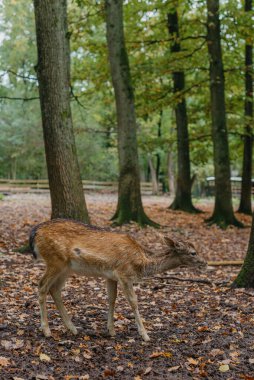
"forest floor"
0,193,254,380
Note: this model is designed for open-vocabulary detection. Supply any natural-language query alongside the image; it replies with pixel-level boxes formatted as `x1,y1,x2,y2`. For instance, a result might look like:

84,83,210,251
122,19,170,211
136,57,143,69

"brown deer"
30,219,206,341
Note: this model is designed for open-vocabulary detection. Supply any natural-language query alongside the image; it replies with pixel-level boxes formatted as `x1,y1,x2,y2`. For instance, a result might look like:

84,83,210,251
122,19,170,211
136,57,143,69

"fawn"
30,219,206,341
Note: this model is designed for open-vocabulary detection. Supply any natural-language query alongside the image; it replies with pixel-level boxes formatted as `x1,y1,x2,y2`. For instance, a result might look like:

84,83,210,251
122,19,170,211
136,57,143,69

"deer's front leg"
106,279,117,336
119,280,150,342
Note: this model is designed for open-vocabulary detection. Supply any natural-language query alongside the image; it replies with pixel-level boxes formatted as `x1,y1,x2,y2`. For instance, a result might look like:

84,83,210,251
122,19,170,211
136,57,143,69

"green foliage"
0,0,251,187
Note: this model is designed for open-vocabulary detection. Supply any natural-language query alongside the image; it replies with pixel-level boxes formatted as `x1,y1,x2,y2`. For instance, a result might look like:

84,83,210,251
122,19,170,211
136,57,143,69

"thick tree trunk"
167,10,198,213
238,0,253,215
105,0,158,227
33,0,89,222
206,0,241,228
232,214,254,287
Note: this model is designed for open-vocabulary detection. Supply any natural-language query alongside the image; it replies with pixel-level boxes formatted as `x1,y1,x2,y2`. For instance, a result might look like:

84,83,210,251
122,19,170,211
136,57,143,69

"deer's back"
30,219,147,279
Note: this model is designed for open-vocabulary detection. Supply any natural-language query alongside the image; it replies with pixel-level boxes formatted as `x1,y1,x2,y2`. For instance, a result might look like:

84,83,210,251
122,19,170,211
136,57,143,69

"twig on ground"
153,276,213,285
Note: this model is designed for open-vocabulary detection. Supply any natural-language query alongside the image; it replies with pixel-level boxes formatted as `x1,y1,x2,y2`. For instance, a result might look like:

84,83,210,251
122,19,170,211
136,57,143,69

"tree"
105,0,158,226
238,0,253,215
33,0,89,222
206,0,241,227
232,213,254,288
168,8,198,213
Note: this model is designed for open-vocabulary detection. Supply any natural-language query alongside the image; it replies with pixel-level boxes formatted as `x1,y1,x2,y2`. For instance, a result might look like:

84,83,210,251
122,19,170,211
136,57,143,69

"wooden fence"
0,179,162,195
205,176,254,197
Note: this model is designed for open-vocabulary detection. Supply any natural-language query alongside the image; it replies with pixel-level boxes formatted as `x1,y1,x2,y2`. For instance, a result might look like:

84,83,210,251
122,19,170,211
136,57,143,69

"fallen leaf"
210,349,224,357
103,368,116,377
144,366,152,375
168,366,180,372
150,351,172,359
187,357,199,365
0,356,10,367
39,353,51,362
219,364,230,372
1,340,12,350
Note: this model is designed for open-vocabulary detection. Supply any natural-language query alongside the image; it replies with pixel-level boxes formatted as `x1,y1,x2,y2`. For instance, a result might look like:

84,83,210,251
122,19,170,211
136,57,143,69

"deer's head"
164,237,207,270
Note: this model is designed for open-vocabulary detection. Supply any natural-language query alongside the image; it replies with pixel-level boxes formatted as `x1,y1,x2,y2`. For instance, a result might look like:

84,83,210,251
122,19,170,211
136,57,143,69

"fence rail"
0,179,162,195
205,176,254,197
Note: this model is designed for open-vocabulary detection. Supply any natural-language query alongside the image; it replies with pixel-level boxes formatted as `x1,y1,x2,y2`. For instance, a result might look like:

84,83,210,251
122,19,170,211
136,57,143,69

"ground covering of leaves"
1,193,254,380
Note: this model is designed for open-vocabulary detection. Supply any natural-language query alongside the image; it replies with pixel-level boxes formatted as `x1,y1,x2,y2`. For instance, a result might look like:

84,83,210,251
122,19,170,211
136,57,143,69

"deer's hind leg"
106,279,117,336
49,270,77,335
38,267,62,337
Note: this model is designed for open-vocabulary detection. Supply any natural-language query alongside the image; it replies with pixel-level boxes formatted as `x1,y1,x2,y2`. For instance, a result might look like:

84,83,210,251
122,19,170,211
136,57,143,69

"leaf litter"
0,193,254,379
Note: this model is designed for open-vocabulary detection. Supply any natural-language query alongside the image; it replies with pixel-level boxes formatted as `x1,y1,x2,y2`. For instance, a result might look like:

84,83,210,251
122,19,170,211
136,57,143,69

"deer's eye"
190,251,196,256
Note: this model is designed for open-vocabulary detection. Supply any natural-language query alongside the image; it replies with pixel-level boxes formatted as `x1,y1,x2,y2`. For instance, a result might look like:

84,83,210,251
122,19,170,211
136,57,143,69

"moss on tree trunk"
232,216,254,288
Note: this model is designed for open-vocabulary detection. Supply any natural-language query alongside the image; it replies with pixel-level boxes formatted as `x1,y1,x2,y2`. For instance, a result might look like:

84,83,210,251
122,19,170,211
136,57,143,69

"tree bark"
206,0,242,228
148,155,159,195
105,0,158,227
33,0,89,222
167,9,198,213
232,214,254,288
238,0,253,215
167,150,175,196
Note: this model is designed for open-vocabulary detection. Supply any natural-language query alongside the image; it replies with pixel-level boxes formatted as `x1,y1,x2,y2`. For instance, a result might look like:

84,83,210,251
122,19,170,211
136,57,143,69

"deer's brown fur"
30,219,206,341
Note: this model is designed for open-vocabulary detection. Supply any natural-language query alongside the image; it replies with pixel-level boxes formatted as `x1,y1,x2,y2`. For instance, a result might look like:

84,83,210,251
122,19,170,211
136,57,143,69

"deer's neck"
141,252,180,277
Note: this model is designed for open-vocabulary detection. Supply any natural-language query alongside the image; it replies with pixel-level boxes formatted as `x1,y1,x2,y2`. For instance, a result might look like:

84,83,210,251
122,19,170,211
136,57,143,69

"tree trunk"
167,9,198,213
206,0,242,228
148,155,159,195
105,0,158,227
238,0,253,215
232,214,254,287
33,0,89,223
167,150,175,196
156,110,163,182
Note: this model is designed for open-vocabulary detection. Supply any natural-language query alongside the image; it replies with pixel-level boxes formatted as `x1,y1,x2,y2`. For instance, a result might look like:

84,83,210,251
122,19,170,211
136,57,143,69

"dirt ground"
0,193,254,380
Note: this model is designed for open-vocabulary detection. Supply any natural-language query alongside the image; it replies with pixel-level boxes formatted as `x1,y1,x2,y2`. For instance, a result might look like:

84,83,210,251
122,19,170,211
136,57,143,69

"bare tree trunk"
238,0,253,215
33,0,89,222
167,9,198,213
206,0,241,228
167,150,175,196
105,0,158,227
148,155,159,195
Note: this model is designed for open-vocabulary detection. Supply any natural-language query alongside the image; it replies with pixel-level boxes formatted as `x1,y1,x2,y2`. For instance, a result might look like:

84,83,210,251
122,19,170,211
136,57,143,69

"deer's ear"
164,237,176,247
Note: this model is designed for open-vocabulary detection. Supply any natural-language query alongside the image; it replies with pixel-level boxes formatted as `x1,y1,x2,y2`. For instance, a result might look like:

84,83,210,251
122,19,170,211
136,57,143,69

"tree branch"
0,96,39,101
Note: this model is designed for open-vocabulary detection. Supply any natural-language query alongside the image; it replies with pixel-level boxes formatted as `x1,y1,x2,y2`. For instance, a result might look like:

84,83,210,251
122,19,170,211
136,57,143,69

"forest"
0,0,254,379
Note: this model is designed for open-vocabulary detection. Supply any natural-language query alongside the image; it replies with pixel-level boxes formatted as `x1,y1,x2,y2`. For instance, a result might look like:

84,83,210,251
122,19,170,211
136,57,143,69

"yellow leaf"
39,353,51,362
187,357,199,365
150,351,173,358
219,364,230,372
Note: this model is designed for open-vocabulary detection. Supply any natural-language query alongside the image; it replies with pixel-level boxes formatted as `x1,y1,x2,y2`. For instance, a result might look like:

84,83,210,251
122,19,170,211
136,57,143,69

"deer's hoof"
42,327,51,337
142,334,150,342
70,325,78,335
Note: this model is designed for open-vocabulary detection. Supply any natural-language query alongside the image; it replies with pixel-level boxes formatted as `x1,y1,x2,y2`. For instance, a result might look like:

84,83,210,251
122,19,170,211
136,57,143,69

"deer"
29,219,207,341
